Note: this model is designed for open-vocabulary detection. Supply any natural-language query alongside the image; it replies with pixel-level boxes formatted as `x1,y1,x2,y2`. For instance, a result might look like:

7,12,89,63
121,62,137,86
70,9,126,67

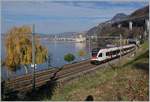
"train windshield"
92,48,100,57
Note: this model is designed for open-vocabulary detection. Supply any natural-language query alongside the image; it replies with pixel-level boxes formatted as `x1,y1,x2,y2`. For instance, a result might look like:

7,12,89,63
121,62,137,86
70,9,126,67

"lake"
1,38,95,80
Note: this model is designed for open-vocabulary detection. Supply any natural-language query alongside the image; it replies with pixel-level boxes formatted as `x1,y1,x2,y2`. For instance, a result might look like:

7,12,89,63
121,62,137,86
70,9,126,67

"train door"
97,52,106,61
106,51,110,59
109,51,113,59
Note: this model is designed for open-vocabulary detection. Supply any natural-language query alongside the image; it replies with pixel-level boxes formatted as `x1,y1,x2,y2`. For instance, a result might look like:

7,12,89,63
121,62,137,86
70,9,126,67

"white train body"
91,44,136,64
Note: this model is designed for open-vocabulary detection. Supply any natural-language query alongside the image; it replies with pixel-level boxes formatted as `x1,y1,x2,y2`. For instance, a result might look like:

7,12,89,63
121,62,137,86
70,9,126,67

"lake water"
1,38,95,80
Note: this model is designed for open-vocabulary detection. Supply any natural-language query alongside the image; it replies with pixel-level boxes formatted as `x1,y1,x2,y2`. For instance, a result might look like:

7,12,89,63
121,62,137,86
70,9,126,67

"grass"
46,41,149,101
123,49,148,67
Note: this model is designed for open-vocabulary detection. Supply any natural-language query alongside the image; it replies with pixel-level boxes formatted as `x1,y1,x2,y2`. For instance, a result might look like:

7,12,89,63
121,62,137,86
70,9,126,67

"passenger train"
91,44,136,64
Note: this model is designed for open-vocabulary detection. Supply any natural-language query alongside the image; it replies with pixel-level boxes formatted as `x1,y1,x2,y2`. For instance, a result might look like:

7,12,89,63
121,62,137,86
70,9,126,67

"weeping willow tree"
4,26,48,70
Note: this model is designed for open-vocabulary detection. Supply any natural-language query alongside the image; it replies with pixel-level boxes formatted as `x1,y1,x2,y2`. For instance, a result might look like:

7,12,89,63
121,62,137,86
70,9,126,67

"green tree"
64,53,75,63
4,26,48,70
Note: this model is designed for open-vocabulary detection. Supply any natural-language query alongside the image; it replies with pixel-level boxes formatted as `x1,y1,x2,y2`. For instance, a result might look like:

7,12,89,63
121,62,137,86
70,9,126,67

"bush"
77,50,86,60
64,53,75,63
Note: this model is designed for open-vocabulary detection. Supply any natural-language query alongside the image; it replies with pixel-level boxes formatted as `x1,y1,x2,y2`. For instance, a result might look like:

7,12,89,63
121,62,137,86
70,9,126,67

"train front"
90,48,100,64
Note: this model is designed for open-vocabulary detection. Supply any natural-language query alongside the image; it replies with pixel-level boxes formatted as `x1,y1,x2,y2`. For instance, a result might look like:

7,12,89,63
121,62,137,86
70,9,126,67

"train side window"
106,52,109,56
113,51,116,55
117,50,120,54
112,51,114,55
98,53,102,57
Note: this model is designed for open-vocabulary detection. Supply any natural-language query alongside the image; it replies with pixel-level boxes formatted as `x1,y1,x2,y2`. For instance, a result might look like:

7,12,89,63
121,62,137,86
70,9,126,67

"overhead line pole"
119,34,122,67
32,24,36,90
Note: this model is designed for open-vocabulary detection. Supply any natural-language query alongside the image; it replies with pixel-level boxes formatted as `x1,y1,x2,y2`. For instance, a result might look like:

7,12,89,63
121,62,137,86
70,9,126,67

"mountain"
86,26,98,36
86,5,149,46
86,5,149,37
58,32,77,35
55,32,77,37
111,13,127,22
86,13,128,36
129,5,149,18
36,32,81,38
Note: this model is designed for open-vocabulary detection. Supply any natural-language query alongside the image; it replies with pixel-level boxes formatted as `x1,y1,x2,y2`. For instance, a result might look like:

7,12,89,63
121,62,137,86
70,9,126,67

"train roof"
92,46,117,51
92,44,135,52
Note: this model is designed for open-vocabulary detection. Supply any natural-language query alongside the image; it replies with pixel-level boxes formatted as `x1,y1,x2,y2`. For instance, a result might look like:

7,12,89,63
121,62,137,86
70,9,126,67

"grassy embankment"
46,41,149,101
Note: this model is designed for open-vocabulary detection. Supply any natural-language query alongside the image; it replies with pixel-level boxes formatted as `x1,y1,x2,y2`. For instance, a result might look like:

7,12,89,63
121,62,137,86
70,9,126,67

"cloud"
52,1,148,10
1,1,148,34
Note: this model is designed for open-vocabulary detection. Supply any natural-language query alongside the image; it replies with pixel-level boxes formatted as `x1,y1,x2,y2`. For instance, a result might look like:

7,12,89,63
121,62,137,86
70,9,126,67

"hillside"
49,41,149,101
86,13,130,38
86,5,149,42
129,5,149,18
111,13,127,22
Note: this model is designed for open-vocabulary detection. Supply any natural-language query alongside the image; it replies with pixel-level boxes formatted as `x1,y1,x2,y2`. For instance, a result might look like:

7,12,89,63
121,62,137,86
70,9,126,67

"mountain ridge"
86,5,149,37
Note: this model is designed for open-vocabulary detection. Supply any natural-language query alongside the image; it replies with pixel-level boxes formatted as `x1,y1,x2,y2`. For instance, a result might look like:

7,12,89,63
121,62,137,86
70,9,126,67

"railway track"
3,50,135,93
18,63,97,92
3,60,95,93
5,60,90,84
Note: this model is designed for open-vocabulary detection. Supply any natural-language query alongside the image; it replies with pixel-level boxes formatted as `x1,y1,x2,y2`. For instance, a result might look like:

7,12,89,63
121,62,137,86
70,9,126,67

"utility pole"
94,26,98,48
119,34,122,66
48,53,52,67
89,36,91,57
32,24,36,90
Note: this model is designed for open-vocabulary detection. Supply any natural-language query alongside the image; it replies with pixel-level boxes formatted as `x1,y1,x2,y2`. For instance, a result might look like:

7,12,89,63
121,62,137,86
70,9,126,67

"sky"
1,0,149,34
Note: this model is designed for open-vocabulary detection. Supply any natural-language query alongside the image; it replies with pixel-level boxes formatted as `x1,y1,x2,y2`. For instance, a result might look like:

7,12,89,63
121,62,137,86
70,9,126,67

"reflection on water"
1,40,93,80
75,42,86,49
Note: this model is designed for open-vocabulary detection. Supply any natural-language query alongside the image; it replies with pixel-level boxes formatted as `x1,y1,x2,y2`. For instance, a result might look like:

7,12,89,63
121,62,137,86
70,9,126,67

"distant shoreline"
41,39,86,43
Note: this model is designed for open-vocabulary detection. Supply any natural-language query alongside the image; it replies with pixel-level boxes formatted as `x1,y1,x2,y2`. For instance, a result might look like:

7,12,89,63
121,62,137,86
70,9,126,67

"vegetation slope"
49,41,149,101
